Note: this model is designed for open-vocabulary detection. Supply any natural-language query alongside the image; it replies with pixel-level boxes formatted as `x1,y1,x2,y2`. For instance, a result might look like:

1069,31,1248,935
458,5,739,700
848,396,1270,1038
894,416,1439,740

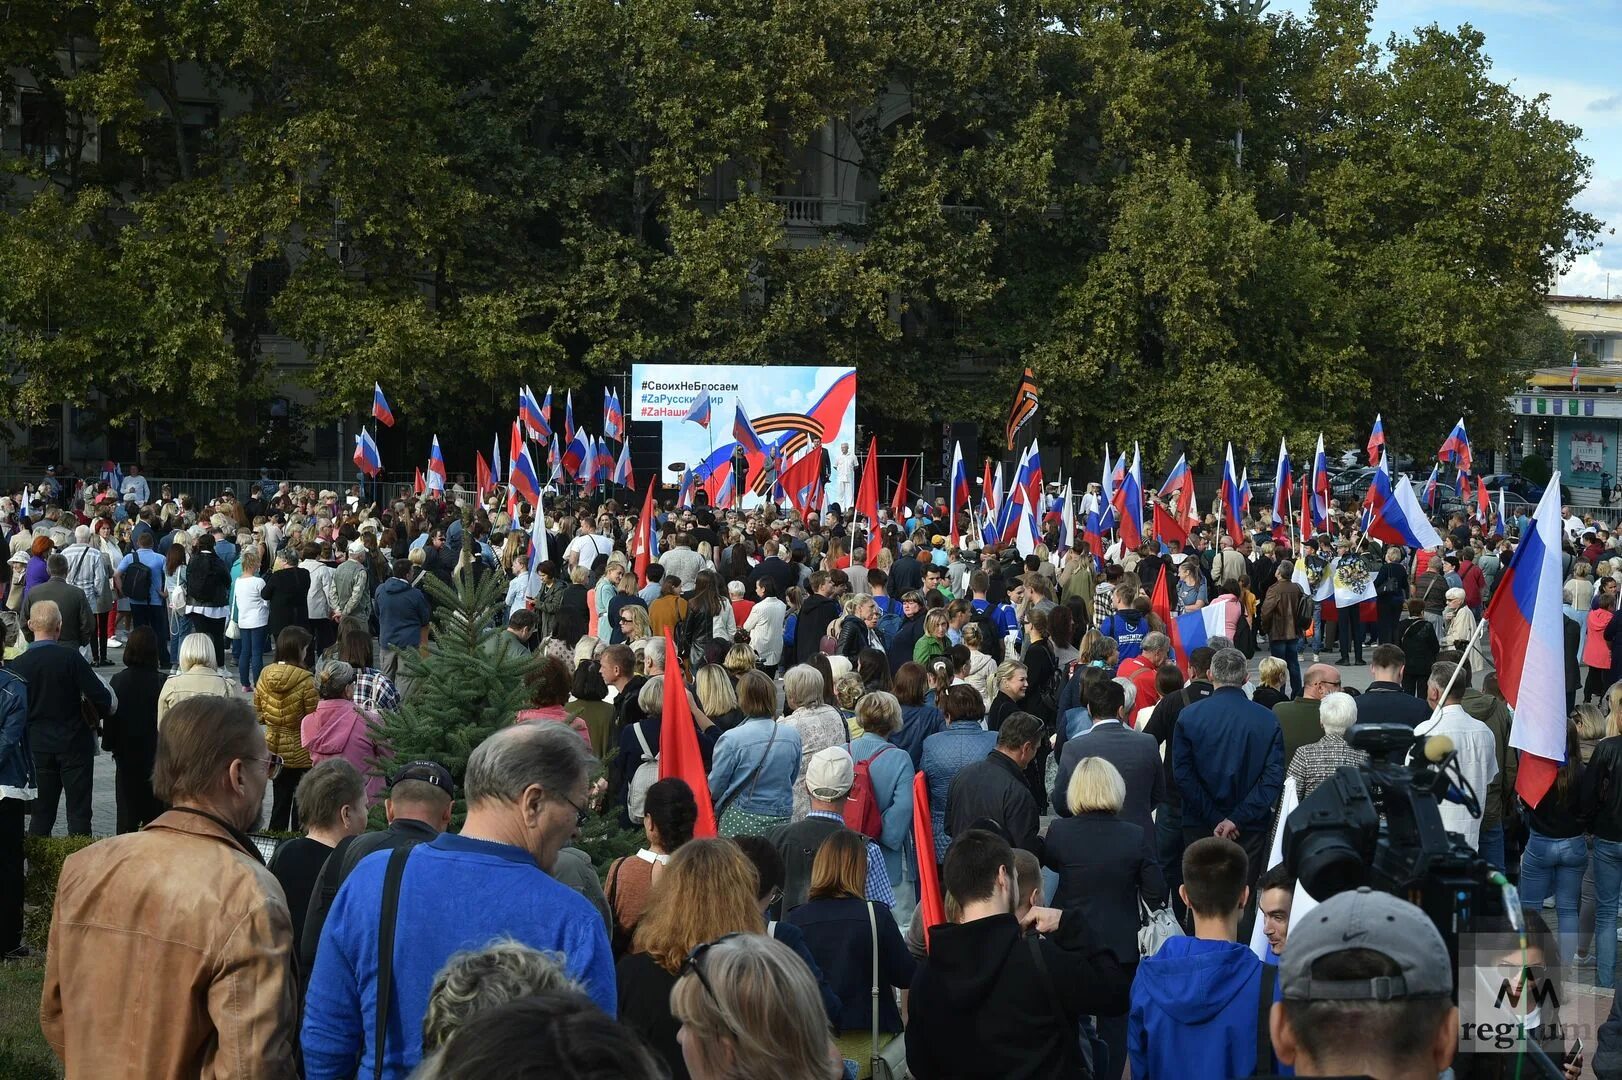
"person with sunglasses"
671,932,843,1080
41,696,299,1075
616,838,769,1079
303,723,614,1080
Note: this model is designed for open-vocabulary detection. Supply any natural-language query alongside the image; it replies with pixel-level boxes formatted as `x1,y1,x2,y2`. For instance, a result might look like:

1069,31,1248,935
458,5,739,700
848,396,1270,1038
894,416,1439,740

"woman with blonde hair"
617,838,770,1079
694,663,743,731
670,933,840,1080
156,633,233,727
722,642,756,682
959,622,997,706
708,671,802,836
619,604,653,649
1253,656,1289,710
783,830,914,1077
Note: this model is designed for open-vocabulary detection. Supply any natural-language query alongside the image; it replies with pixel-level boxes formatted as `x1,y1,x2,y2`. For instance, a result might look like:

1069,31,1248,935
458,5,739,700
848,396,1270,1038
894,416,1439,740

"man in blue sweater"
301,724,615,1079
1172,647,1284,940
1129,837,1275,1080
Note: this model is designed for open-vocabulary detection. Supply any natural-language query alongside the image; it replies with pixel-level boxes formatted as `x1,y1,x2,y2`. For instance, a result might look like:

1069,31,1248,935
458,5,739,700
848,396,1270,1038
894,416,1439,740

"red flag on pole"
1150,568,1183,674
659,629,717,838
634,482,657,587
1476,474,1491,525
1152,501,1188,548
911,771,947,951
855,436,880,527
780,450,824,521
414,467,425,495
890,456,910,518
475,451,491,501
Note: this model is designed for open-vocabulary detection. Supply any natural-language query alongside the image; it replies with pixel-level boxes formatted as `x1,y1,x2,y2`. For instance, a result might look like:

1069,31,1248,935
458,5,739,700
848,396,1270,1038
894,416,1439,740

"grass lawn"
0,959,58,1079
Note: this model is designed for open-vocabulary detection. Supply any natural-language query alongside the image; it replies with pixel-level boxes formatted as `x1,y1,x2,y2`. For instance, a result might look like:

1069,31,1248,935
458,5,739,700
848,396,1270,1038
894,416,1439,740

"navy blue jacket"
784,897,915,1034
374,578,431,651
1171,686,1284,832
0,668,33,791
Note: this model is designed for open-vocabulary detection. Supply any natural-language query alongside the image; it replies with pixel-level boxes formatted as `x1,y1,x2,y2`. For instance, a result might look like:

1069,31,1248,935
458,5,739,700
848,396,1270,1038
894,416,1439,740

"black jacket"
907,911,1130,1080
946,750,1044,859
889,556,925,596
261,566,311,639
1354,681,1431,729
768,814,846,913
104,667,167,763
835,614,877,661
184,550,231,607
749,556,796,597
886,612,925,674
1583,736,1622,843
793,594,840,666
6,640,113,756
1043,812,1167,963
23,578,95,647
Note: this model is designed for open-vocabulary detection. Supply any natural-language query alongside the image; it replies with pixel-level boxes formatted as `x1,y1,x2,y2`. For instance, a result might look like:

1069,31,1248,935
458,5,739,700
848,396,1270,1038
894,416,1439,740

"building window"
179,101,219,174
19,90,66,165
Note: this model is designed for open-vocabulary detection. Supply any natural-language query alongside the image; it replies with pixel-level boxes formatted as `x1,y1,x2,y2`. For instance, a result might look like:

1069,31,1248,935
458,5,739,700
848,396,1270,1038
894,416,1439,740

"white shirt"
743,596,787,665
120,474,150,505
1562,514,1586,542
834,452,856,485
1412,704,1498,851
564,532,613,568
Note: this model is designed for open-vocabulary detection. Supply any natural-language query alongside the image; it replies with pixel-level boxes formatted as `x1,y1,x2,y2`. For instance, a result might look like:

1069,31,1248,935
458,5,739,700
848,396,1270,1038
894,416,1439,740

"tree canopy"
0,0,1599,466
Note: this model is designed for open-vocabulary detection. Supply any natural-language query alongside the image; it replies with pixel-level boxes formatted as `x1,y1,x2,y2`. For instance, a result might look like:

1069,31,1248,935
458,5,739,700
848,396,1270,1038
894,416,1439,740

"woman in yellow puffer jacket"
255,624,319,830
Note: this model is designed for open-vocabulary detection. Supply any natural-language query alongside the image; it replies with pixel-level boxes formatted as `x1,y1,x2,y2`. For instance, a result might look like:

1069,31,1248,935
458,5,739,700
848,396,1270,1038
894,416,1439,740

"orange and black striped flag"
1005,367,1040,451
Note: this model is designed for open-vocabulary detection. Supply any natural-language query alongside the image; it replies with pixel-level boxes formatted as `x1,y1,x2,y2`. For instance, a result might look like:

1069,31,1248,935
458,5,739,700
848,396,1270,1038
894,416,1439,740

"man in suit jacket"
888,543,925,596
24,554,96,650
1173,647,1284,937
1271,662,1342,770
1051,679,1164,854
747,541,797,597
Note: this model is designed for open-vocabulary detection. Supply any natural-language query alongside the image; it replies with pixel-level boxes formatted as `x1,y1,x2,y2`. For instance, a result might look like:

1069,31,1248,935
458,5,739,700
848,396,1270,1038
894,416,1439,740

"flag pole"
1425,613,1490,727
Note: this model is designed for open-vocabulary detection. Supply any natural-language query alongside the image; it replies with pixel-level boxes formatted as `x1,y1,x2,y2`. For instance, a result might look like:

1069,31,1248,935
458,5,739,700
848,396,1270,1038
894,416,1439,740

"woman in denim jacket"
710,670,803,837
848,690,917,919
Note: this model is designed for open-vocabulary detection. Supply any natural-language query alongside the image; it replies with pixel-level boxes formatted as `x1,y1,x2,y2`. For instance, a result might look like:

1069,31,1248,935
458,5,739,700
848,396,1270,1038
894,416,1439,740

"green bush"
23,836,100,953
1520,453,1551,488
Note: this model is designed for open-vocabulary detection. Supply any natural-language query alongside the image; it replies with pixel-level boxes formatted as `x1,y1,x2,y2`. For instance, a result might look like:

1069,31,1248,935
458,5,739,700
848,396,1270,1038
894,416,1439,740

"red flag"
1298,476,1310,546
780,450,824,521
659,629,717,838
911,771,947,951
1150,568,1183,674
1152,501,1188,548
891,457,911,518
855,436,880,526
475,451,491,501
633,482,657,587
413,467,425,495
1476,474,1491,525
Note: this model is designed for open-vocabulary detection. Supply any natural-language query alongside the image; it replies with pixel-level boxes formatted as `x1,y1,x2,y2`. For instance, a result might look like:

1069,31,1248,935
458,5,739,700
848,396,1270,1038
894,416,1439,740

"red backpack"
843,745,899,840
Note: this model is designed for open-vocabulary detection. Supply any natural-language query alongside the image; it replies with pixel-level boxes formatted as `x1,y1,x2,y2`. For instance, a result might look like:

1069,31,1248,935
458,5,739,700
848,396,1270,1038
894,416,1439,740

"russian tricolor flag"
948,441,970,548
426,435,447,493
1366,413,1384,466
353,429,382,476
1272,437,1292,533
371,383,395,428
980,467,1004,546
1219,443,1245,544
564,390,575,446
604,388,625,442
613,442,634,488
1310,434,1331,530
519,385,547,441
1421,464,1439,509
1438,417,1472,473
1364,468,1442,551
684,389,712,428
509,439,541,505
1170,603,1233,669
1487,475,1569,807
562,430,589,480
1114,443,1144,550
732,403,765,457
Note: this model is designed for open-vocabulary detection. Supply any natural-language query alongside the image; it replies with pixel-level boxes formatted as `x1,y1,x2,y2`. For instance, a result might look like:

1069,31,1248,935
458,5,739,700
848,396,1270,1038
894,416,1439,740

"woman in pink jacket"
514,655,591,744
301,659,392,803
1585,591,1616,704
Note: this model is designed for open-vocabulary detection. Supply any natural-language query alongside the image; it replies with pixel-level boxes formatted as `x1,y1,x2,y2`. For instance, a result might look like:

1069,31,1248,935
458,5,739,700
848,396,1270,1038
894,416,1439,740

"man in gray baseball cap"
1270,887,1458,1078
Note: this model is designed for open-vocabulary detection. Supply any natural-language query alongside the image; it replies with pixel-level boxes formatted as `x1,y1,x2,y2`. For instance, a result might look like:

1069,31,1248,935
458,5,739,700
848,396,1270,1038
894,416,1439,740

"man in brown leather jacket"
41,695,298,1078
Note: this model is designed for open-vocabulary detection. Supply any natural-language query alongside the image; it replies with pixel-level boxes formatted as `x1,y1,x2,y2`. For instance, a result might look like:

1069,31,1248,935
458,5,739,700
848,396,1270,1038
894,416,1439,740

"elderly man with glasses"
302,723,613,1080
42,696,299,1076
1269,662,1342,773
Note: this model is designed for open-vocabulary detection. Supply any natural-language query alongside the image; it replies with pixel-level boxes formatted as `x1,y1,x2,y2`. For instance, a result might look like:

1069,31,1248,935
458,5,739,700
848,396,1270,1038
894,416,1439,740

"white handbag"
1138,896,1183,958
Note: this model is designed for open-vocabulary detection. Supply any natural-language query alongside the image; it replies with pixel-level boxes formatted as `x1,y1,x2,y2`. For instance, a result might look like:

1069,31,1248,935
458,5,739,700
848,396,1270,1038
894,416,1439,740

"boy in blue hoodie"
1129,836,1276,1080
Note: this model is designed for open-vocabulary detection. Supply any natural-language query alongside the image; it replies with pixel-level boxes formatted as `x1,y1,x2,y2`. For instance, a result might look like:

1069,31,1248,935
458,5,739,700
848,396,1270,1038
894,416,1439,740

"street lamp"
1221,0,1269,169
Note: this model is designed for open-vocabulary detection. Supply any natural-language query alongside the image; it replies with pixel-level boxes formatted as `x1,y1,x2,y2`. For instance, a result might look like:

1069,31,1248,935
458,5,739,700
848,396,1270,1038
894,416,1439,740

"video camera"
1281,723,1508,988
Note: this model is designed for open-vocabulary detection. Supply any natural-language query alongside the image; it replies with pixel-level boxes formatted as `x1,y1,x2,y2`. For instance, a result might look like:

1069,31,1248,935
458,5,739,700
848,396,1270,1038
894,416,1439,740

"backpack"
843,744,900,840
627,723,660,821
874,596,904,644
969,606,1005,664
1294,588,1315,634
122,556,153,604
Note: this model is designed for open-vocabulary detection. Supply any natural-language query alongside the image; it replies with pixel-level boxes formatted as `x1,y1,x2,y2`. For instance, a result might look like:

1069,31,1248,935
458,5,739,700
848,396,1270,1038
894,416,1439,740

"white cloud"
1557,252,1621,297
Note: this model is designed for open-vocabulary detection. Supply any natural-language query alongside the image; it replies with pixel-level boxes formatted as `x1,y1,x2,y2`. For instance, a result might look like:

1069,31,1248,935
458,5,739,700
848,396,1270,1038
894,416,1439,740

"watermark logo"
1459,931,1596,1063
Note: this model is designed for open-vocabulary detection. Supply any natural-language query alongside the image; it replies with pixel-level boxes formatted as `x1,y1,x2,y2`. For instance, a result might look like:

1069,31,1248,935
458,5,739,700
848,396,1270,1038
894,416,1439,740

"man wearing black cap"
298,760,455,973
1268,888,1458,1078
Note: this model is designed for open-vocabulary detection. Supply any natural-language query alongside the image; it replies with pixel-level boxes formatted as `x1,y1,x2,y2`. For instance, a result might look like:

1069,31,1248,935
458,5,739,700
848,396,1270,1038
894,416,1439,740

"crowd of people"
9,464,1622,1078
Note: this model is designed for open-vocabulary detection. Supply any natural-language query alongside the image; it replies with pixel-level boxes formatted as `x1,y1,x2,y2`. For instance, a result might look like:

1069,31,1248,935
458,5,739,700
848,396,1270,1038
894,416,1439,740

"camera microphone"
1422,735,1456,764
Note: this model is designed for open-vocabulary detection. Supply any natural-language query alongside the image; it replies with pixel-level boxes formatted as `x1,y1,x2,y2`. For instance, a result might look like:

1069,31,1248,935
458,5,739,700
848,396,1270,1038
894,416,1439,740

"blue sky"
1271,0,1620,297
